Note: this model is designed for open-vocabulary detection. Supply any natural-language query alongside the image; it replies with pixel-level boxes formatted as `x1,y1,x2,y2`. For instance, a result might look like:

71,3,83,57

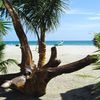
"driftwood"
0,0,98,97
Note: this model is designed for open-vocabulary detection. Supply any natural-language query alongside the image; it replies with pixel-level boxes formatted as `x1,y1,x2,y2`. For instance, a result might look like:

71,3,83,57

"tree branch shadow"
60,84,100,100
0,88,41,100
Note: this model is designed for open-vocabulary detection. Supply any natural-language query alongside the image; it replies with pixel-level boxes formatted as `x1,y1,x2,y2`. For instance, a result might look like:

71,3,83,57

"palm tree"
0,0,98,97
11,0,66,67
0,0,66,67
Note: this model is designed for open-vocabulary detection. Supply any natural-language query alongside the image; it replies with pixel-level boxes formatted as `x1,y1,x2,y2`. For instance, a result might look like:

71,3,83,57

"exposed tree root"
43,47,61,68
47,55,98,80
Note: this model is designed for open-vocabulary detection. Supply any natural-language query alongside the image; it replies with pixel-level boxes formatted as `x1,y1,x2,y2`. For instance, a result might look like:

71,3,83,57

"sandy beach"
0,45,100,100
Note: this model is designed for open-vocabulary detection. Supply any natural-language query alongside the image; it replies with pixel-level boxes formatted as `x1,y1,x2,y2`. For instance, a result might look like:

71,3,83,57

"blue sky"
3,0,100,41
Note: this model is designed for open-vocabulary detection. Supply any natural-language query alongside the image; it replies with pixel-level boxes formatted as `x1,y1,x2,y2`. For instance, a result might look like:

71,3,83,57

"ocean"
3,41,93,45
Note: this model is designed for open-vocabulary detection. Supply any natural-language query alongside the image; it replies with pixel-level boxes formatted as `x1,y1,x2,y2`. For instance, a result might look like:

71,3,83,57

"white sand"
1,45,100,100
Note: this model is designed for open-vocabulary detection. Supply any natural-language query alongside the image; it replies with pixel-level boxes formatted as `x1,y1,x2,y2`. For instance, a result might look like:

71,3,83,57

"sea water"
4,41,93,45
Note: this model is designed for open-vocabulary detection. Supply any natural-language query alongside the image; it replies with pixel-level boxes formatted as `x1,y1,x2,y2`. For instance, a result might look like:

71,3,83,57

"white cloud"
88,14,100,20
65,9,94,15
59,23,100,31
64,8,100,20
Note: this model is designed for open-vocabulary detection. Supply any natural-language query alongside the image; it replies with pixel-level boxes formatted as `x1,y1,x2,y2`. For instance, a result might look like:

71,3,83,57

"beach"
0,45,100,100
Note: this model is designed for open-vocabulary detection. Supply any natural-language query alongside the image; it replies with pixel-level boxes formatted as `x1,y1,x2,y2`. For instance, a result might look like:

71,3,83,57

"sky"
3,0,100,41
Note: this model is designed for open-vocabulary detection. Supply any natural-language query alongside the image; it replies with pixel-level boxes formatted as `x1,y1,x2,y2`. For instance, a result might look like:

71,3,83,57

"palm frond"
92,33,100,99
93,58,100,70
94,82,100,92
0,1,11,18
0,41,17,73
0,20,11,36
93,33,100,49
94,65,100,70
0,62,7,73
12,0,68,35
0,59,18,73
0,42,5,61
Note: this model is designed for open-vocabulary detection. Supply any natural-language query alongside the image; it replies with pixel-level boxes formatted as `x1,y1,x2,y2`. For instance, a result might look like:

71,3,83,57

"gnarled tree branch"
43,47,61,68
47,55,98,81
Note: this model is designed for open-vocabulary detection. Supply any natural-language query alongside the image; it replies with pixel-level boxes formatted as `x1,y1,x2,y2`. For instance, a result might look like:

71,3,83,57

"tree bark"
47,55,98,81
0,55,98,97
43,47,61,68
38,30,46,68
2,0,36,72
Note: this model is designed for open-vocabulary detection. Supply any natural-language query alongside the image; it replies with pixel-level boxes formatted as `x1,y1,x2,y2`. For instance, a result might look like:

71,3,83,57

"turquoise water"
3,41,93,45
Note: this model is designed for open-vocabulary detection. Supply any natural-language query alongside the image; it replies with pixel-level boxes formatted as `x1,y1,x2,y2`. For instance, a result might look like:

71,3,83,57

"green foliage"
0,42,7,73
0,0,68,42
12,0,66,30
0,42,5,60
0,1,5,9
0,1,7,17
92,82,100,100
0,42,18,73
93,33,100,49
11,0,68,41
0,59,18,73
94,61,100,70
75,74,95,78
93,33,100,99
93,33,100,71
94,66,100,71
0,20,11,36
0,20,17,73
95,82,100,92
89,54,99,60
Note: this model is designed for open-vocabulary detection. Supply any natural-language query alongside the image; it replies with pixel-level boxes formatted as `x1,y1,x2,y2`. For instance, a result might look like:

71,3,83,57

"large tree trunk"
2,0,36,72
1,0,98,97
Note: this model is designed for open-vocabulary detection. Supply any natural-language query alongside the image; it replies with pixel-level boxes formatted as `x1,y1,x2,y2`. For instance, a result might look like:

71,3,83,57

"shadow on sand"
60,84,100,100
0,84,100,100
0,88,41,100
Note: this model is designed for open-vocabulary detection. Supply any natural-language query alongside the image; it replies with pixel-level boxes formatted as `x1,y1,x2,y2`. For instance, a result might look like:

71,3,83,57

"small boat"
54,40,64,46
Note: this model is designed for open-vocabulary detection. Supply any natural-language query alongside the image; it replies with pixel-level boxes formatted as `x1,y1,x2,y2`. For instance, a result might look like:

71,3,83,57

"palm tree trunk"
38,29,46,68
